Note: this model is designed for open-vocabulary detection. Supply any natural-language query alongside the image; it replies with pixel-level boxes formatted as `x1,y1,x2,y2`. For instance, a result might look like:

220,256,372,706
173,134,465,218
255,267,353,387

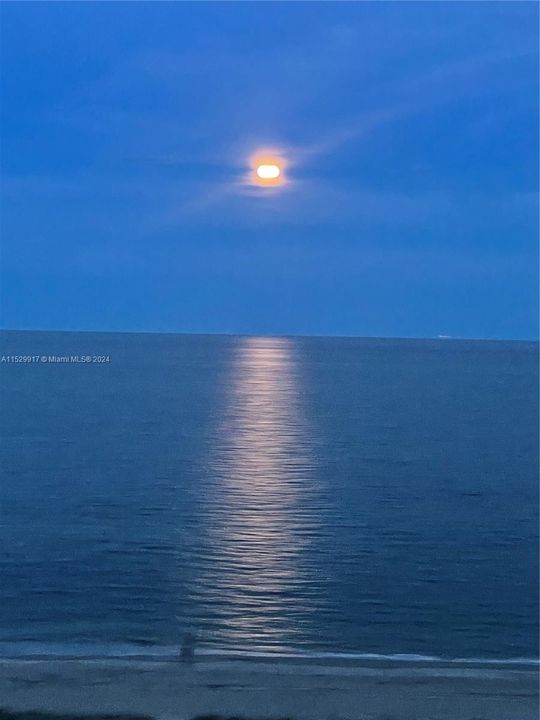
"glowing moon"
248,150,287,187
256,164,281,180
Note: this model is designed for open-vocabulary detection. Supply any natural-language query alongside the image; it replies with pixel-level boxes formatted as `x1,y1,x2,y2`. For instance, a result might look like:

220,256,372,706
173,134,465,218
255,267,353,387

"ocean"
1,331,538,666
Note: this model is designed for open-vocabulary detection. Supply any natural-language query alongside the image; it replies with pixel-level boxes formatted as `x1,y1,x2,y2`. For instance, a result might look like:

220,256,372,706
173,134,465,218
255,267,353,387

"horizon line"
0,327,537,344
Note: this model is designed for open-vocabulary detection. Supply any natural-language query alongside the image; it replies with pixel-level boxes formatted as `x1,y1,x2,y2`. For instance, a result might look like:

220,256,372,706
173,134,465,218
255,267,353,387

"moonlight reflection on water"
198,336,323,652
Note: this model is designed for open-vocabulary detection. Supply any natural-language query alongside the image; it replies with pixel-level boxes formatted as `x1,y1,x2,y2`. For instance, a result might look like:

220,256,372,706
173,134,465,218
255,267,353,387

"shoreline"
1,657,538,720
1,651,538,673
1,640,537,668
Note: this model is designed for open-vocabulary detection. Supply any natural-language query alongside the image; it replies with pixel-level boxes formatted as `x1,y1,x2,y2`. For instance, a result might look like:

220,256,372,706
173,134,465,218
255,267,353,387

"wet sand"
0,657,538,720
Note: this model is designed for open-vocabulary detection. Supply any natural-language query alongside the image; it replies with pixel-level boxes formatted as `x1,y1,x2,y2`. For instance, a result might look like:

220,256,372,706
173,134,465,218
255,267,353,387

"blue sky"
1,1,538,339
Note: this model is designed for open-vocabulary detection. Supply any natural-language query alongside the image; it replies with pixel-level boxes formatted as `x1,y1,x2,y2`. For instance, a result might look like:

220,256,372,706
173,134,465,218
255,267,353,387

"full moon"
256,164,281,180
248,150,287,187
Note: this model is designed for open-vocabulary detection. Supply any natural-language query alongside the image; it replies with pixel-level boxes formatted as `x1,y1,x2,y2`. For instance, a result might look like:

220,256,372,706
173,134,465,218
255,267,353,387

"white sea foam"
0,640,537,667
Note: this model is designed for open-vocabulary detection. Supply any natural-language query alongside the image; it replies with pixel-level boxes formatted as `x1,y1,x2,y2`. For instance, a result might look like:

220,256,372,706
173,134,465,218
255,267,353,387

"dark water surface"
1,331,538,662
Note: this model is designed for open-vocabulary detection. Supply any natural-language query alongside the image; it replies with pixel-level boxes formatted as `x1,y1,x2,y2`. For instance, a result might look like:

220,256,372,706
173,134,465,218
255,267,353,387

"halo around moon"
248,150,287,187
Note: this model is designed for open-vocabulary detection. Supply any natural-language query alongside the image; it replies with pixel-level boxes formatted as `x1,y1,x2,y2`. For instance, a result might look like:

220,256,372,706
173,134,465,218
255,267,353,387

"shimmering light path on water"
197,337,324,651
